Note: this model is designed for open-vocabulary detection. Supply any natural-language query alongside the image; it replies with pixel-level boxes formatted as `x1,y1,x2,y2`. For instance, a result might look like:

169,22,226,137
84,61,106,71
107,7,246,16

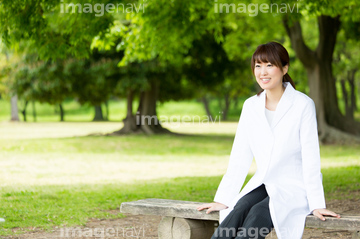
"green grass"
0,101,359,236
1,166,359,236
322,166,360,199
0,176,223,236
1,135,233,155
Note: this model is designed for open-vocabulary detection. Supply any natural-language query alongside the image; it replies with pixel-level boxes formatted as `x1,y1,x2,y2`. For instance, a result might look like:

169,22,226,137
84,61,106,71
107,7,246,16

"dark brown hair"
251,42,296,96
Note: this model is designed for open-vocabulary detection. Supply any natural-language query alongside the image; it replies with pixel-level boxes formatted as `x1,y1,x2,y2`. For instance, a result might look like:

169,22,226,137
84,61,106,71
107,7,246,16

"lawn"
0,102,359,236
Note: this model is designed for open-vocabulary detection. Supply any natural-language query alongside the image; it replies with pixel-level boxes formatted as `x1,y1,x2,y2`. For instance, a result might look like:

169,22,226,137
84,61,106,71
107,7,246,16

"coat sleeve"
213,99,254,207
300,99,326,212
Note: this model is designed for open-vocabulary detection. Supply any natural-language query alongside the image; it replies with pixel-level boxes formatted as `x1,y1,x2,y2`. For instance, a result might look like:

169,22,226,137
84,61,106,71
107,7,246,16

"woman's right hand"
196,202,228,214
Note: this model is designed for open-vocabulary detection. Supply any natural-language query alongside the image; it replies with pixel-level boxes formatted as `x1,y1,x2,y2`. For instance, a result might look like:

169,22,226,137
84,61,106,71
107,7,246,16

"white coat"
214,82,326,239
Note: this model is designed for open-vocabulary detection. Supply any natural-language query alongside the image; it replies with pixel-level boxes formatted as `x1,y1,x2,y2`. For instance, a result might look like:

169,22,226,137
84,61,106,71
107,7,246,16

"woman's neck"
265,84,285,110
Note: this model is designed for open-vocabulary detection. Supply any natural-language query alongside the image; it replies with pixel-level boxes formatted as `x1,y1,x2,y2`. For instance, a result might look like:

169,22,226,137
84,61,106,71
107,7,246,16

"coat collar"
256,82,296,130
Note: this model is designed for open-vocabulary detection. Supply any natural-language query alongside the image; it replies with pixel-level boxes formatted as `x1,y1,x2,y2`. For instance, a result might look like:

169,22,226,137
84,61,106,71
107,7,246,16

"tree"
8,50,125,122
93,21,195,134
64,52,121,122
10,95,20,121
181,32,256,121
110,59,192,134
282,0,360,143
182,32,232,120
1,1,196,134
116,0,283,129
2,0,359,141
0,0,115,121
333,29,360,120
117,0,360,142
9,54,72,121
0,43,20,121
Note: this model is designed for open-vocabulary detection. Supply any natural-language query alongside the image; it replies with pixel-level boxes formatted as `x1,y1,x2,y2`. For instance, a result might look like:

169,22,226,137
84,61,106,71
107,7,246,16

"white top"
214,82,326,239
265,108,275,126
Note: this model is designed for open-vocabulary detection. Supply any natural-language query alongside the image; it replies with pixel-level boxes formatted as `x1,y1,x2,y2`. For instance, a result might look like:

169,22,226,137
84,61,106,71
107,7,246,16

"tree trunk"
136,79,170,134
349,70,358,115
217,97,223,112
93,105,104,121
340,69,358,120
222,93,231,121
113,89,138,134
233,96,239,110
104,101,109,121
32,101,37,122
59,104,64,122
201,95,213,120
284,15,360,144
340,79,352,119
112,80,171,135
10,95,19,121
21,100,29,122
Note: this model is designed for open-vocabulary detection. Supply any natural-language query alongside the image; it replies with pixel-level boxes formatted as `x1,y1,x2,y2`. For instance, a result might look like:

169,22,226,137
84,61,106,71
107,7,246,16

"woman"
197,42,340,239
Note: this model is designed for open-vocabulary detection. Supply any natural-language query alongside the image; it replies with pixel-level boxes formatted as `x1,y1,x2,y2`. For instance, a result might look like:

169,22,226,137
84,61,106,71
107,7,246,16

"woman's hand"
312,208,340,221
197,202,228,214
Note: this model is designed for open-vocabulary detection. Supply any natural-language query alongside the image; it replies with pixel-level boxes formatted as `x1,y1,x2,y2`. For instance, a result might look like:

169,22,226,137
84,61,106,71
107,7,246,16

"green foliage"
118,0,223,65
333,31,360,78
12,57,71,104
118,0,291,65
8,53,121,106
0,0,114,59
1,0,359,124
182,32,234,97
63,55,120,105
332,29,360,116
299,0,360,21
5,37,196,108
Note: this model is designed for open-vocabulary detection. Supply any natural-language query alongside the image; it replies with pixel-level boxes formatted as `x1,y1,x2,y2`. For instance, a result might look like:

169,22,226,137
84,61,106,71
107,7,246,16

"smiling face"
254,62,288,91
251,42,291,93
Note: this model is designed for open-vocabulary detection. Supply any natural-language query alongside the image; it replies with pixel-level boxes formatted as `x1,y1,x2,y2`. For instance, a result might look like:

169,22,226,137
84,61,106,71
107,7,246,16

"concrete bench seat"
120,198,360,239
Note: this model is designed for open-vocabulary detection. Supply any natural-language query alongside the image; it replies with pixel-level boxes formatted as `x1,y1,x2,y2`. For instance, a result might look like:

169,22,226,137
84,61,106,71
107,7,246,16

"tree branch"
283,15,316,68
317,15,341,61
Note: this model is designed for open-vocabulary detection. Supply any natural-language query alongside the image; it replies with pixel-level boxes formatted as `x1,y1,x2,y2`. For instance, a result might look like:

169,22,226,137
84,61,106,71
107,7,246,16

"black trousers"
211,184,274,239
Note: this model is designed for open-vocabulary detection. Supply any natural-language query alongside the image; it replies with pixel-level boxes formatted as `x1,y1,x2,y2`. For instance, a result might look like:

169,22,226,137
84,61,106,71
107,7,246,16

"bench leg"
158,216,216,239
353,231,360,239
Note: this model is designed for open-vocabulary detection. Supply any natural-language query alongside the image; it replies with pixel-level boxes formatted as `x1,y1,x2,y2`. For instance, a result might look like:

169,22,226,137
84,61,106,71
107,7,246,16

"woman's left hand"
312,208,340,221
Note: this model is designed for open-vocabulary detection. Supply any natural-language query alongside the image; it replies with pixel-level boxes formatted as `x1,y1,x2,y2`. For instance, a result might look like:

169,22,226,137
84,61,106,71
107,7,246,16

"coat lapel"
271,82,295,129
256,82,295,131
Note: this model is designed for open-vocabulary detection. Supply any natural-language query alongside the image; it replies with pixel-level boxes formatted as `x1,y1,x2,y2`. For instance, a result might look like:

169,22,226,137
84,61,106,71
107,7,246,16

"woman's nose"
261,66,267,75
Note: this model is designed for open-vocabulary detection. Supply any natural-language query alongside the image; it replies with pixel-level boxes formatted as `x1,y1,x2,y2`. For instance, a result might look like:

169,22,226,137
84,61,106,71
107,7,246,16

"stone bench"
120,198,360,239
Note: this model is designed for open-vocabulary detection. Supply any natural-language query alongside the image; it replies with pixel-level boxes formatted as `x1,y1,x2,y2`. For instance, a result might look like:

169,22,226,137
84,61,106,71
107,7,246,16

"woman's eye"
255,65,260,68
267,64,272,67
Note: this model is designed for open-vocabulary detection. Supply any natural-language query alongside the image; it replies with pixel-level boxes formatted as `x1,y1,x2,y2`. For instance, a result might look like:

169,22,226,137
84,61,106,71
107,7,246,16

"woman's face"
254,61,287,91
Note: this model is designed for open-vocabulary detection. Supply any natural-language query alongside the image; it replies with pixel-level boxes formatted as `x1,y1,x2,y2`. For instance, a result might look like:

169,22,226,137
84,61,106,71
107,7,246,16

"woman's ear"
283,64,289,75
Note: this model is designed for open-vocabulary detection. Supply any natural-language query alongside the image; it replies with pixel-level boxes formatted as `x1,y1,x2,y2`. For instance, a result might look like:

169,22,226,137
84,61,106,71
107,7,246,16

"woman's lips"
260,78,271,84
